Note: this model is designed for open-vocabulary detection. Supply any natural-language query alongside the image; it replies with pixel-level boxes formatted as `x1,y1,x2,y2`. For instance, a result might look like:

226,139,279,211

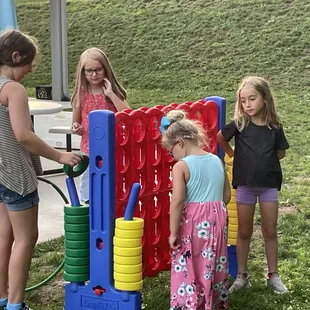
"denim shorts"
0,184,39,211
236,186,278,204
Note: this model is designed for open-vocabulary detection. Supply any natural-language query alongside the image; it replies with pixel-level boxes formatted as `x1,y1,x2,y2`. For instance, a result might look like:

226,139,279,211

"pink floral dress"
170,201,229,310
170,154,229,310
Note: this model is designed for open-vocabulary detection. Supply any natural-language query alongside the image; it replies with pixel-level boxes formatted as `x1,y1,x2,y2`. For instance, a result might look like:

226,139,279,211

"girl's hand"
72,122,83,135
103,78,113,96
58,152,83,166
169,234,181,250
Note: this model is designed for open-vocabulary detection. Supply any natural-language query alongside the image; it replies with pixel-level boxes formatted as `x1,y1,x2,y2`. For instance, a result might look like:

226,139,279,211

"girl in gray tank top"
0,30,82,310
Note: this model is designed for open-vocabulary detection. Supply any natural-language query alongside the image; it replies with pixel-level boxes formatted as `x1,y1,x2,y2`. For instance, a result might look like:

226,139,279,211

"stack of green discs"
64,204,90,282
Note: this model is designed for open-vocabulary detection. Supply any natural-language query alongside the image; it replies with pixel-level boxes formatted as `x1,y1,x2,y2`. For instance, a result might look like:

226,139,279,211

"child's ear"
12,51,22,64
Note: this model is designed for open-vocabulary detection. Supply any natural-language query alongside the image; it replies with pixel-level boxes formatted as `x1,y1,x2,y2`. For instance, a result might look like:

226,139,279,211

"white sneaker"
267,273,288,294
228,273,251,293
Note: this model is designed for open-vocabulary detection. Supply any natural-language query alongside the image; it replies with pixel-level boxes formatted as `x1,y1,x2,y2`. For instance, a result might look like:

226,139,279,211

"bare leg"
259,201,278,273
8,205,39,304
0,202,14,298
236,203,255,273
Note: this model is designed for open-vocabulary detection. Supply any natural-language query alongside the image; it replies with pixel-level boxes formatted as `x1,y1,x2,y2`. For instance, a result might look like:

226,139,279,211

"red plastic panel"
114,100,219,277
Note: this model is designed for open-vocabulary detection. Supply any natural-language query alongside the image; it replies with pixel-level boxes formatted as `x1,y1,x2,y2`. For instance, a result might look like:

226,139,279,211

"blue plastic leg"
228,245,238,279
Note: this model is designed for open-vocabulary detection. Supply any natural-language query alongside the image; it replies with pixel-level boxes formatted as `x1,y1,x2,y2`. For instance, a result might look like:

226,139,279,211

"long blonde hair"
234,76,281,131
71,47,126,107
161,110,209,148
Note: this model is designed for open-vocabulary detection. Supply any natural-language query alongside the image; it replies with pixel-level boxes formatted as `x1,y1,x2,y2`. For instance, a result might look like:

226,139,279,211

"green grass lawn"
13,0,310,309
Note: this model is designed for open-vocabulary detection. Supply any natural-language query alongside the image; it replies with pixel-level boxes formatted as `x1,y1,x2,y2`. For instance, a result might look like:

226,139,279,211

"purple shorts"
236,186,278,204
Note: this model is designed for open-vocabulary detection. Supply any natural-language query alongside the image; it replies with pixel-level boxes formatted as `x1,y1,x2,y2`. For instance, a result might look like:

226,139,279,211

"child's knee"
238,226,253,239
261,226,277,240
15,229,38,248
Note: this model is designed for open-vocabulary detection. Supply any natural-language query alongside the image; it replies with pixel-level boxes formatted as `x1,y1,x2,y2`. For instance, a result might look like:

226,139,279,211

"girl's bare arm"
223,168,231,205
170,161,187,237
72,100,82,125
103,78,129,112
108,92,129,112
216,130,234,158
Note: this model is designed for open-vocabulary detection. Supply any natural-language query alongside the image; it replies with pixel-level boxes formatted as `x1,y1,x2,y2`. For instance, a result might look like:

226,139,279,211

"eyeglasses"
168,143,178,157
84,67,104,76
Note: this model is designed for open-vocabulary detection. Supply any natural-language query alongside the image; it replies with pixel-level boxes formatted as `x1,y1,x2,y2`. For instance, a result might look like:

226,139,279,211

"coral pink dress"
80,92,117,155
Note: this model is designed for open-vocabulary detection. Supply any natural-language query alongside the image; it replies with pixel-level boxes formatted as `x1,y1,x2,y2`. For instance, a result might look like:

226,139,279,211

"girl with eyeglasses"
71,47,129,203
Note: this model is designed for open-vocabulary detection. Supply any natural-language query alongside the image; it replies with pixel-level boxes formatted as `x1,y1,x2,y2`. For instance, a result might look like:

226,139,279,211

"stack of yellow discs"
113,217,144,291
224,154,238,246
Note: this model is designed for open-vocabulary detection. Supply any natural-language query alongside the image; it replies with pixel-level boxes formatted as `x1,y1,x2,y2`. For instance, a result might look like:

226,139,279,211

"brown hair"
0,30,37,67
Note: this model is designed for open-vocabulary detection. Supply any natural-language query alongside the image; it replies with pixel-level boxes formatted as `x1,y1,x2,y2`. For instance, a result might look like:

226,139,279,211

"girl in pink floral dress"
71,47,129,202
160,110,231,309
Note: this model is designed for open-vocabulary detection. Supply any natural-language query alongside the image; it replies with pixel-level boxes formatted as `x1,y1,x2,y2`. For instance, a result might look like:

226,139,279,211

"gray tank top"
0,76,42,196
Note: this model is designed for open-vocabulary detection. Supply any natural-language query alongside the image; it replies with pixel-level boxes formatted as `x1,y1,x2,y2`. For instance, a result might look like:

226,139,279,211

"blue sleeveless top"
181,154,225,203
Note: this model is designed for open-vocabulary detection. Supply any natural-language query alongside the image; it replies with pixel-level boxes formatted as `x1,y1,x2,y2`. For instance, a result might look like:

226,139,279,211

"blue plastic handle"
66,177,80,207
124,183,141,220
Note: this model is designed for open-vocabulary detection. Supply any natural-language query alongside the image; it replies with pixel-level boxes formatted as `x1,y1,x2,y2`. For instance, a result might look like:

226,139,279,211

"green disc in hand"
63,151,89,178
